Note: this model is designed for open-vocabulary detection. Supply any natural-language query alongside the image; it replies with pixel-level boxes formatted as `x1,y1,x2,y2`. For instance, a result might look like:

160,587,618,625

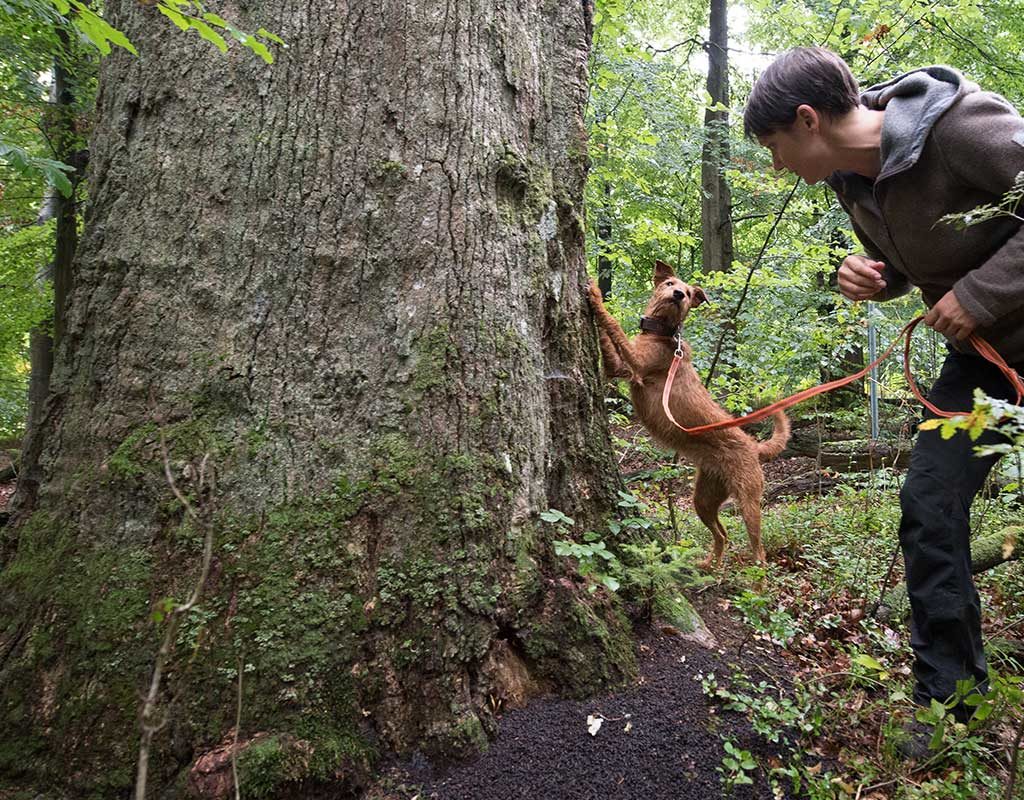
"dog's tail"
757,411,791,462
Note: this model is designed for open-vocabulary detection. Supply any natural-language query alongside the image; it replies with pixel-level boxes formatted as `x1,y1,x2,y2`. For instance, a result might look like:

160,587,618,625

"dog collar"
639,316,678,338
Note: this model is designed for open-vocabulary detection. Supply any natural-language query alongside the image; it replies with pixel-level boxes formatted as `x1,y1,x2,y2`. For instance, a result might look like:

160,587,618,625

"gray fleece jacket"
826,66,1024,363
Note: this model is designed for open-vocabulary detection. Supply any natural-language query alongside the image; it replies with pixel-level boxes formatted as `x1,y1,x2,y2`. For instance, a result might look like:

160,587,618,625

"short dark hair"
743,47,861,138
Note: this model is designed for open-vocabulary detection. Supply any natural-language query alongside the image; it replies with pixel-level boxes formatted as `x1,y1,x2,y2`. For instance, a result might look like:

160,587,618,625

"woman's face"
757,106,835,184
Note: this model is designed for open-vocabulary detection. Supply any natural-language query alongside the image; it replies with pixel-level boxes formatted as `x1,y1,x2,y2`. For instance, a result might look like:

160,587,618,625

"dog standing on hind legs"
588,260,791,569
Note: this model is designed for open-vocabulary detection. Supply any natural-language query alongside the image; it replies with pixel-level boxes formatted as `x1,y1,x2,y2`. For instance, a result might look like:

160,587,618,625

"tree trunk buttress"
0,1,634,796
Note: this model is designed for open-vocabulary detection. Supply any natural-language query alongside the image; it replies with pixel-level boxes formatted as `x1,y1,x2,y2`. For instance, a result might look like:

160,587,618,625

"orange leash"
661,315,1024,435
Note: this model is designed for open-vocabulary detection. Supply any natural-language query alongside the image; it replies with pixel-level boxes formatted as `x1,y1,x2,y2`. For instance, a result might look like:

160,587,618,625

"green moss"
371,159,408,182
652,592,701,634
447,713,489,755
0,511,156,793
107,422,159,478
409,323,455,395
494,146,553,222
521,584,636,696
237,728,374,799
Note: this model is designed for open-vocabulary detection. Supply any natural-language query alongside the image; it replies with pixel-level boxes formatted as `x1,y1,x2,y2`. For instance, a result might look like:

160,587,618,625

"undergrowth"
553,424,1024,799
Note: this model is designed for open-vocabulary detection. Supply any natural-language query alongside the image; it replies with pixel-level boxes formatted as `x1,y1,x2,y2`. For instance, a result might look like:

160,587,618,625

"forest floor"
363,420,1024,800
369,591,800,800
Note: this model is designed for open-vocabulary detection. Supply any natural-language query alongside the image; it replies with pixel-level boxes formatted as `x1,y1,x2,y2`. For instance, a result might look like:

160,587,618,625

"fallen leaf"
1003,530,1018,560
623,721,632,733
587,715,603,736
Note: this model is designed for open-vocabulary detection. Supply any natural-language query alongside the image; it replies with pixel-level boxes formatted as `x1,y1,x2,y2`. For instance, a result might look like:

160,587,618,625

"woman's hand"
924,290,977,341
837,255,887,301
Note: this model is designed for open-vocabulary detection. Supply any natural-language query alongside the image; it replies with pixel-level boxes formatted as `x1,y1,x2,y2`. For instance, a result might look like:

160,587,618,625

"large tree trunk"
700,0,733,273
0,2,634,796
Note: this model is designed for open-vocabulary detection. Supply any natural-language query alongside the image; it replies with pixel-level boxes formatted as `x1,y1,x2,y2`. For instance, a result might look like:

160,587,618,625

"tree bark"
700,0,733,273
0,2,634,796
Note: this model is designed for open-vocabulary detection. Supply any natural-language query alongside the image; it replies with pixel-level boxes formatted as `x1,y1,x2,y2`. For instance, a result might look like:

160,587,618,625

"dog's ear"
693,286,708,307
653,260,676,286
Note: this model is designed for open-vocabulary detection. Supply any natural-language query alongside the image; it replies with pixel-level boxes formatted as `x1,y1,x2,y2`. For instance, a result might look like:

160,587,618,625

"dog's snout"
673,289,685,301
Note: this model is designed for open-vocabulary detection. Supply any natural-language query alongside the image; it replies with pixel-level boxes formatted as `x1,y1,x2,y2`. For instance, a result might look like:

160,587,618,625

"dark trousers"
899,349,1022,717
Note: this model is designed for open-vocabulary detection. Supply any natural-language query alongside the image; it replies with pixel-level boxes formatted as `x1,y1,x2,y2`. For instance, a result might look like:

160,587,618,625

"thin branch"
704,179,802,385
647,36,702,56
134,419,216,800
1006,712,1024,800
934,18,1024,78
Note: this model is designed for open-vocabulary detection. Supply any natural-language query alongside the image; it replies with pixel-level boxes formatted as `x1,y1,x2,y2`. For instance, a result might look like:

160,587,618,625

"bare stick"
1005,712,1024,800
134,425,216,800
232,655,243,800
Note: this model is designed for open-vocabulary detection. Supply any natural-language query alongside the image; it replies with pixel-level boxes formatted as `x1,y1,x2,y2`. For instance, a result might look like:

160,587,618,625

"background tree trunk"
700,0,733,273
0,1,635,796
15,25,82,513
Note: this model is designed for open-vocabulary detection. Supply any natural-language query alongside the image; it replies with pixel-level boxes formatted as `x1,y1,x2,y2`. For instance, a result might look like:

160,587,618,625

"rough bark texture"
699,0,733,273
0,2,635,797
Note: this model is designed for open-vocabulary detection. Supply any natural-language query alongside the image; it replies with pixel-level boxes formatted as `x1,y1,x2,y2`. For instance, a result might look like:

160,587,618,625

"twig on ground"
1005,712,1024,800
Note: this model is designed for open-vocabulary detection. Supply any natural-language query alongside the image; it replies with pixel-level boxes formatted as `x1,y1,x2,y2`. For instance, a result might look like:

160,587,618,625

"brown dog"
588,260,790,567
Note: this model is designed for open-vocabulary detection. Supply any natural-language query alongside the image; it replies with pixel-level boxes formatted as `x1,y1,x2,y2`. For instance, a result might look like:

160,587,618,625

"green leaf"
257,27,287,46
202,11,228,27
601,575,620,592
70,1,138,54
157,4,191,32
540,509,574,526
191,18,228,53
852,653,883,671
244,37,273,64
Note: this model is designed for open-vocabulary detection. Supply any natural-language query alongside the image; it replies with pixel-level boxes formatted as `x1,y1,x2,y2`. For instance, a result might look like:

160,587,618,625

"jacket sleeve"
835,194,913,301
933,92,1024,327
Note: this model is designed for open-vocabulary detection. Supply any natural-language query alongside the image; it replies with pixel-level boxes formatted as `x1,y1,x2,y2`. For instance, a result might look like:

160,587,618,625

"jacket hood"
861,66,978,179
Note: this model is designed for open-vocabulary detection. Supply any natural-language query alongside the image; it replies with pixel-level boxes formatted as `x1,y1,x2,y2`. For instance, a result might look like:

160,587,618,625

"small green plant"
732,585,800,646
544,509,622,593
700,671,821,746
718,736,758,790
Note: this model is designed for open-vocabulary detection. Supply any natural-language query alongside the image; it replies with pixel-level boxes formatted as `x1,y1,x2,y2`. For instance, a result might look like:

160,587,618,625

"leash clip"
674,332,684,360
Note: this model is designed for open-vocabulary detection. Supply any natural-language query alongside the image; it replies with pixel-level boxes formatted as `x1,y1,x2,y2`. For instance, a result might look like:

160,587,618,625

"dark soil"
372,598,796,800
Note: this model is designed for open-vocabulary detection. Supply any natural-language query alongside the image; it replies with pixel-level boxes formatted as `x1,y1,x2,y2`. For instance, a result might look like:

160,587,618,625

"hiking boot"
895,718,935,761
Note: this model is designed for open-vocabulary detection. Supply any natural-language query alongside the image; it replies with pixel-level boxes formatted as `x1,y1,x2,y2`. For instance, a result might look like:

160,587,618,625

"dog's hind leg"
693,469,729,569
734,475,767,564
